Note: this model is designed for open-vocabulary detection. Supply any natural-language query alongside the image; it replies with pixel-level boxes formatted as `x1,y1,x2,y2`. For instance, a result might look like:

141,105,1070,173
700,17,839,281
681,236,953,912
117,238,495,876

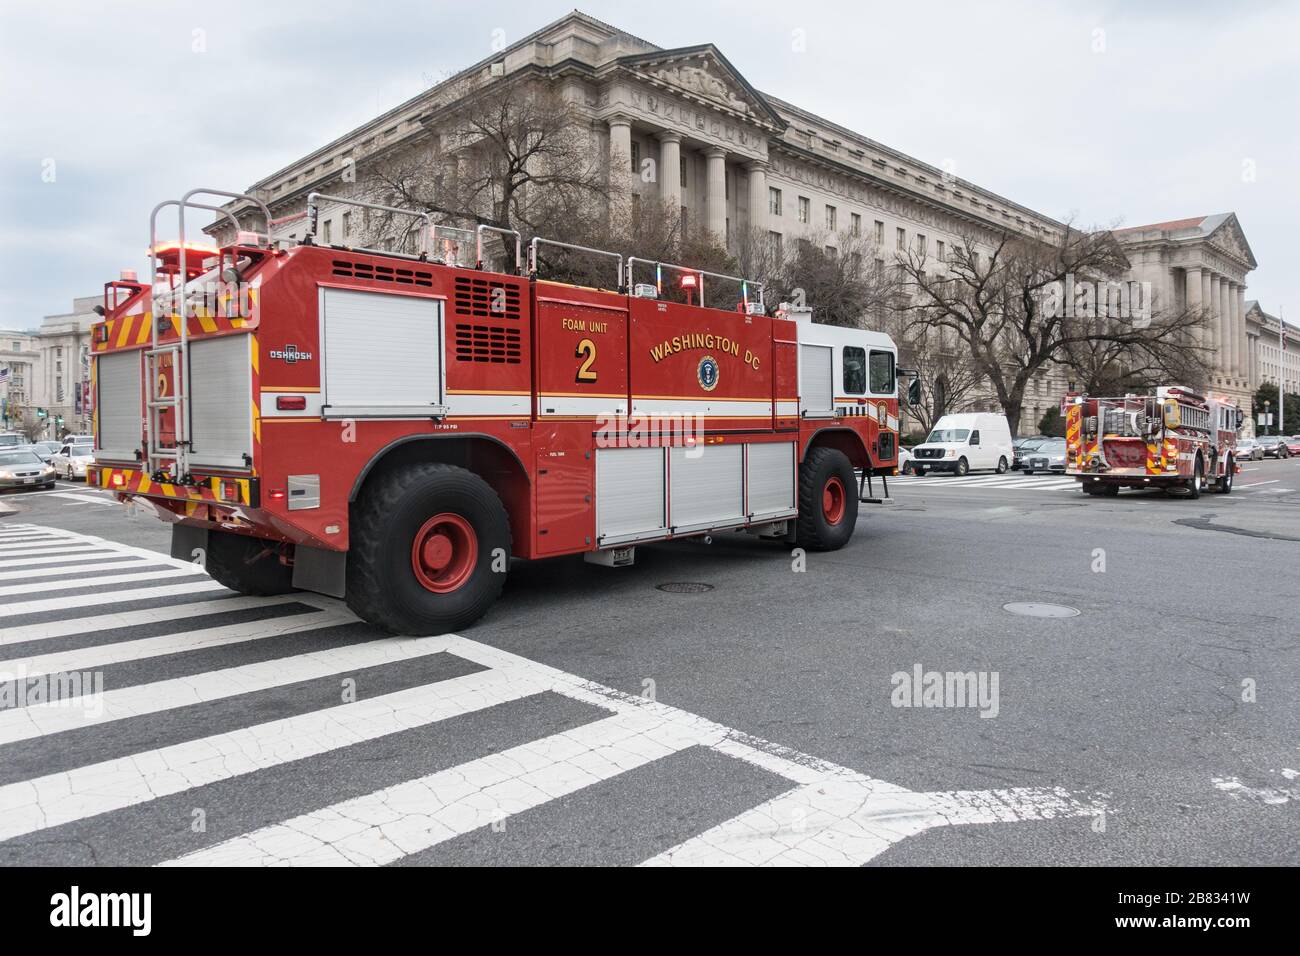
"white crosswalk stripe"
0,523,1108,866
889,473,1078,492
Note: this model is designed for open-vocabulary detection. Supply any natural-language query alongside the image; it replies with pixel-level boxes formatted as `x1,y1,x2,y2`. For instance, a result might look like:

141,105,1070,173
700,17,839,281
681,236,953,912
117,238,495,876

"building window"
342,211,350,240
680,156,687,188
936,239,945,261
769,187,782,217
896,227,906,250
630,141,640,174
825,245,837,258
916,234,927,256
798,196,810,224
874,257,885,274
851,213,861,237
825,205,837,231
874,220,884,244
323,219,332,244
768,231,783,256
725,172,730,200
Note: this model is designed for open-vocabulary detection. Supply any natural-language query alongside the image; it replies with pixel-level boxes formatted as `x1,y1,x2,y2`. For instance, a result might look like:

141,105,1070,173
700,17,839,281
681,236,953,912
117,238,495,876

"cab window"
843,347,866,394
868,349,895,394
970,430,981,446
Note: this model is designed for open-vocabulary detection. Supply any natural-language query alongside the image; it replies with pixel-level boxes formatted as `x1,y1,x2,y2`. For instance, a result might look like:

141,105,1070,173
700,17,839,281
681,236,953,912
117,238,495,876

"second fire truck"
88,188,912,635
1065,385,1243,498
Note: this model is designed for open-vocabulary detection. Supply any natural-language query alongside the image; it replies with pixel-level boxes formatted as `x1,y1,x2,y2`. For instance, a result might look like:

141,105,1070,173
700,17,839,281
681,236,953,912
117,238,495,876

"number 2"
576,338,597,382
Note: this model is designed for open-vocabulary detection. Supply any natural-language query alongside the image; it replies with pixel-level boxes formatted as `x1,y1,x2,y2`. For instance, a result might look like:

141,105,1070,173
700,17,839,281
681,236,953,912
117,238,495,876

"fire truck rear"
1065,386,1243,498
88,188,907,635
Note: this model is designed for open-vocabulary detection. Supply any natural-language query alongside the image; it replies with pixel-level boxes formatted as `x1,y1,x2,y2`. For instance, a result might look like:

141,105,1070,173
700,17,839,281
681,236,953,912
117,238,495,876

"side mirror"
906,378,922,407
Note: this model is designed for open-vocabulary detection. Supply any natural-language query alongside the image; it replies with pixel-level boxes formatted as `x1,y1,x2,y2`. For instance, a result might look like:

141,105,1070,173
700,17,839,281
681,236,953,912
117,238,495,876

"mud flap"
170,524,209,563
293,544,346,598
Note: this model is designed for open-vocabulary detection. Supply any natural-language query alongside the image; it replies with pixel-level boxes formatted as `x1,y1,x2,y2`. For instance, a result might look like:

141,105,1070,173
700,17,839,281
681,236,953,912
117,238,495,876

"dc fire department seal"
697,355,720,392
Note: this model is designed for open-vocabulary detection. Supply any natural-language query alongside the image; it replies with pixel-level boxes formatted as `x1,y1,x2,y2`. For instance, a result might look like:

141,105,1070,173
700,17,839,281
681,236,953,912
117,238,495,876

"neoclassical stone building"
215,10,1274,432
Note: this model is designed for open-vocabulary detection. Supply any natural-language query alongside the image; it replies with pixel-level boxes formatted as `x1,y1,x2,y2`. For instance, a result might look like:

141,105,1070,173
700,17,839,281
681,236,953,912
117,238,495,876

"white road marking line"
0,664,551,843
164,709,707,867
0,609,352,679
16,525,206,574
1211,775,1298,806
0,557,155,583
0,545,108,564
0,565,204,598
0,629,478,745
642,780,1106,867
0,594,303,646
1237,480,1279,488
0,579,226,618
37,492,116,507
0,550,123,570
0,537,83,550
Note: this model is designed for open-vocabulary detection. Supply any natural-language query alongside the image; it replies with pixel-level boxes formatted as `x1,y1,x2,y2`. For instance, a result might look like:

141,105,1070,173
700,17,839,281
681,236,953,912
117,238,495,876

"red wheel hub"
410,513,478,593
822,476,847,524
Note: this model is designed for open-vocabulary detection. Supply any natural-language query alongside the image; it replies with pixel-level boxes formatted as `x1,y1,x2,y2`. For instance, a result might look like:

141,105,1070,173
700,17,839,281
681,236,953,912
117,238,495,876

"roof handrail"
306,192,433,258
528,237,623,291
625,257,765,312
476,225,523,274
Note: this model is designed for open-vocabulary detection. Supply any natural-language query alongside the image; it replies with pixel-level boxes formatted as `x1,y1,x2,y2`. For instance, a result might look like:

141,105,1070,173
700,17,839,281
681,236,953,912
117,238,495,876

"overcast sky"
2,0,1296,328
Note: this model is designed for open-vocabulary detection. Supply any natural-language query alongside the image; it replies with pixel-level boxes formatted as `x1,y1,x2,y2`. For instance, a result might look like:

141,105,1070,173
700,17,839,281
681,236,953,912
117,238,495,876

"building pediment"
616,45,785,130
1203,213,1257,269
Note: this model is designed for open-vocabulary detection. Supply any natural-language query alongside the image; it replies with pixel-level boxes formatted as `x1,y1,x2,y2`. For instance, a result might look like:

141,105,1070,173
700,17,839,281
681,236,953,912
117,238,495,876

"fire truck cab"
1065,385,1243,498
89,188,906,635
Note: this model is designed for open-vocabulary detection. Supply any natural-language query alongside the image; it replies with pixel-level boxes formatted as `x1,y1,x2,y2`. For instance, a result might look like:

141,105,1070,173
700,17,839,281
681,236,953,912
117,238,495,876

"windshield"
926,428,970,443
1257,437,1280,444
70,445,92,456
1037,440,1066,453
0,435,25,447
0,451,43,466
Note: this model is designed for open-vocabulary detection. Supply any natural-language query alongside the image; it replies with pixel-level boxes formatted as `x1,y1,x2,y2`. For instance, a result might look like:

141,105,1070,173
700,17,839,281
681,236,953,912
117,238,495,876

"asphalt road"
0,460,1296,866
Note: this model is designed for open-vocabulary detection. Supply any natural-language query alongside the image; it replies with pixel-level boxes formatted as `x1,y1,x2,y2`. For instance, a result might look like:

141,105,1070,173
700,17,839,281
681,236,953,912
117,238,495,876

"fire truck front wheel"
796,448,858,551
347,464,510,636
1213,458,1234,494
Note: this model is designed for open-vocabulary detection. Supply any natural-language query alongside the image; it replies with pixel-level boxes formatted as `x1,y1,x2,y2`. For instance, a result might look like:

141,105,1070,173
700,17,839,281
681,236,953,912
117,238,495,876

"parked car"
0,448,56,490
0,433,27,449
1234,437,1259,461
1012,436,1050,470
908,413,1014,476
50,442,94,480
897,446,915,475
62,434,95,446
1284,435,1300,456
1021,438,1068,474
1255,435,1292,459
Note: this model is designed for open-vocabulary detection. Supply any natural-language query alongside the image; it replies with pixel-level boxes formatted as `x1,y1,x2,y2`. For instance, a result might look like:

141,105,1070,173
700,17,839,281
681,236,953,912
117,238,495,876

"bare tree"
359,76,610,265
898,224,1208,434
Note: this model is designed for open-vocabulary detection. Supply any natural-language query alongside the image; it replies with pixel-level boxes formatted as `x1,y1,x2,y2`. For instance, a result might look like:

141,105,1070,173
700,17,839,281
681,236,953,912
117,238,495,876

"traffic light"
36,407,47,419
55,415,64,428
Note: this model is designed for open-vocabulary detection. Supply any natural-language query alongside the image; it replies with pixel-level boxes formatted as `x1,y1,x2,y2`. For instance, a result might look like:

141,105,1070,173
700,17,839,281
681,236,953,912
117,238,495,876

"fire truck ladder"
145,189,271,480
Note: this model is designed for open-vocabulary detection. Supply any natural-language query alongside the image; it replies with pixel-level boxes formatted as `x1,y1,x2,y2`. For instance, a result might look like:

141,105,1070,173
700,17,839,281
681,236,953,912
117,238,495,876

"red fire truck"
1065,385,1243,498
88,188,909,634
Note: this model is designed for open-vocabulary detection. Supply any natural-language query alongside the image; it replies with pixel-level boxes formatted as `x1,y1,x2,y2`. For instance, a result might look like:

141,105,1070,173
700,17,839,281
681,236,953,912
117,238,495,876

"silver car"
1234,438,1259,461
1021,438,1067,474
0,448,56,490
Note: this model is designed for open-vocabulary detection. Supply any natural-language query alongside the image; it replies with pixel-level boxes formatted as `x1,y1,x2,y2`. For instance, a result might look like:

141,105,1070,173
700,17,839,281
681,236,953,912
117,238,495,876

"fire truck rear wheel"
204,530,296,596
347,464,510,636
1214,457,1234,494
1184,457,1204,499
796,448,858,551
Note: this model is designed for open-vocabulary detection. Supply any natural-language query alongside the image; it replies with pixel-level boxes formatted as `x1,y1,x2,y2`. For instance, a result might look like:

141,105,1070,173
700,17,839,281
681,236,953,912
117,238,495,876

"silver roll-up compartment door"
595,446,666,545
321,287,442,418
669,444,744,533
746,441,797,519
800,344,833,414
189,334,253,469
95,351,143,461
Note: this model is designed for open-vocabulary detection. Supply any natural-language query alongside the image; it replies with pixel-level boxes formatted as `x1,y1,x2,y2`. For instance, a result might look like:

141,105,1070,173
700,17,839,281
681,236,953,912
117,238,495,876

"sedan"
1254,436,1292,459
49,442,94,480
0,448,56,490
1012,437,1049,470
1021,438,1067,474
1285,435,1300,456
1234,438,1259,461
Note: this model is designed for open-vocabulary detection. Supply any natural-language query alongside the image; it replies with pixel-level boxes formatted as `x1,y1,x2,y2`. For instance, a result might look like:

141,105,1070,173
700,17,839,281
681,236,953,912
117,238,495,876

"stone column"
1185,267,1204,348
1234,285,1247,381
705,147,727,243
1220,279,1234,381
608,116,633,221
657,132,682,215
1207,275,1221,372
746,160,768,236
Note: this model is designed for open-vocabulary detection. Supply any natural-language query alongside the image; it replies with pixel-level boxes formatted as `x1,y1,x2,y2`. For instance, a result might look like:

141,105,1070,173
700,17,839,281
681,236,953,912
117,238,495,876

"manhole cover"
656,582,715,593
1002,602,1080,618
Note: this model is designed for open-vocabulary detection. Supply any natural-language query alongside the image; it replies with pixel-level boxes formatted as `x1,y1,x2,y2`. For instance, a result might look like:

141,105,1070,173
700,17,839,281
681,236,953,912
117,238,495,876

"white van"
908,413,1014,476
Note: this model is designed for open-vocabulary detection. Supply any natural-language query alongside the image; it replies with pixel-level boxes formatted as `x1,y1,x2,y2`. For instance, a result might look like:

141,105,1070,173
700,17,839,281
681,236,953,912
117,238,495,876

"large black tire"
1213,456,1234,494
1184,457,1203,499
204,529,296,595
348,463,511,635
954,456,970,477
796,447,858,551
996,456,1008,474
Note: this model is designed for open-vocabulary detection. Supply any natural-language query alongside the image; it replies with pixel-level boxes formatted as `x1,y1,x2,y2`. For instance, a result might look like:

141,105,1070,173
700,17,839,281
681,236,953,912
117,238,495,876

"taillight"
219,480,239,502
268,488,286,502
275,395,307,411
